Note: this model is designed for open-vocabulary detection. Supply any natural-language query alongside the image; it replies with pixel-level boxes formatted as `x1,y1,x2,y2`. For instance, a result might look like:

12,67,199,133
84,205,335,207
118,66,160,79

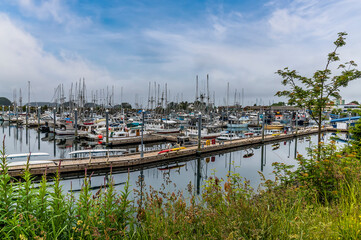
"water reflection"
0,124,347,198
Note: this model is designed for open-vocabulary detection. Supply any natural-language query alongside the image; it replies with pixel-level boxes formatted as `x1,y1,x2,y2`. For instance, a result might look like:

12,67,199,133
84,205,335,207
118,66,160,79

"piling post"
15,106,18,126
53,108,56,131
38,131,40,150
37,106,41,129
74,108,78,137
197,113,202,152
2,105,4,121
105,109,109,145
261,111,265,142
295,112,298,135
261,144,264,172
26,105,29,128
141,110,145,158
8,105,11,122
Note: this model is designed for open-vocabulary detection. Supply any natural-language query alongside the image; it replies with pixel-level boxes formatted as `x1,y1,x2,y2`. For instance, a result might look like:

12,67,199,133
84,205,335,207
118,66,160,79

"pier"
102,134,178,146
7,127,337,176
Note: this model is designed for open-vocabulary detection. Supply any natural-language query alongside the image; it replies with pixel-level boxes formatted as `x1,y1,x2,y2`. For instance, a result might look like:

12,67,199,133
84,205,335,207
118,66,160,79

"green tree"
276,32,361,156
272,101,286,106
179,101,189,111
350,100,359,105
121,102,132,109
0,97,11,106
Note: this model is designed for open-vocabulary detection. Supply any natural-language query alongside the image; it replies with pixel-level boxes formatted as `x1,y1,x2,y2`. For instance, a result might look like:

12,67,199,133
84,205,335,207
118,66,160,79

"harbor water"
0,121,347,198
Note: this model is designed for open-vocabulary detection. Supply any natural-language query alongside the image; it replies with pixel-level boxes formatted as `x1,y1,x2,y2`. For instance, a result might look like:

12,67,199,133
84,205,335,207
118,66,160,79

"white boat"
69,149,128,157
146,123,180,134
8,160,54,167
186,128,223,139
6,152,54,167
265,129,282,135
6,152,50,159
227,116,249,128
217,132,241,141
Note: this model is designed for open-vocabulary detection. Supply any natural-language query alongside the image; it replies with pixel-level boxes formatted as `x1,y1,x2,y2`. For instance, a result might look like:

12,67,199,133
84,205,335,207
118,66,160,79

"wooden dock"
6,127,337,176
102,134,178,146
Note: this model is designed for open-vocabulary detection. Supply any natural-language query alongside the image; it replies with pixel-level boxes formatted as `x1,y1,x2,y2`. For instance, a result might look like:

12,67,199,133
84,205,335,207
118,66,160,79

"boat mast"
227,82,229,120
207,74,210,109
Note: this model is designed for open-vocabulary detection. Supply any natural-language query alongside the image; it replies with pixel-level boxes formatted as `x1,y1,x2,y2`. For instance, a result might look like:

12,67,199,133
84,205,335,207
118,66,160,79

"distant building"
335,102,360,112
335,97,345,105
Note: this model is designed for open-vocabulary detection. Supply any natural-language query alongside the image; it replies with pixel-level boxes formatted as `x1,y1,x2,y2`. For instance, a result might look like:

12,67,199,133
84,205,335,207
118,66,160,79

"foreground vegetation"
1,131,361,239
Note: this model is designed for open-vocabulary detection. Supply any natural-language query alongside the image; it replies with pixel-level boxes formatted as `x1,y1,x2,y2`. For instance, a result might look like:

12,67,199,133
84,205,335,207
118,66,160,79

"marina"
0,93,356,193
3,123,338,177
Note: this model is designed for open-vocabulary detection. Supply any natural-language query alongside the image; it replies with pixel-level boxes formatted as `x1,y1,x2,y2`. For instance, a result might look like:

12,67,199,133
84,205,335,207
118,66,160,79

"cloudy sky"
1,0,361,107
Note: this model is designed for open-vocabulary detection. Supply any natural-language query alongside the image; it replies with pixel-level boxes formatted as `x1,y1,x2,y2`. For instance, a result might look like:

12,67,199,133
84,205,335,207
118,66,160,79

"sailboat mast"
207,74,210,108
196,75,198,101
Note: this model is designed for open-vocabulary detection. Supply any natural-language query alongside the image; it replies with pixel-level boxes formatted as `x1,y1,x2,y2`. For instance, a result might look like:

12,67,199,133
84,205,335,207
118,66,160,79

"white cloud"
14,0,91,28
0,14,114,103
2,0,361,106
17,0,64,23
136,0,361,104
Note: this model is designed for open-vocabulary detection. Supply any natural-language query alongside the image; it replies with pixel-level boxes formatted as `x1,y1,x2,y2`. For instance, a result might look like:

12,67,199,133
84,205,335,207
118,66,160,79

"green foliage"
273,141,361,203
276,32,361,146
271,101,286,106
0,140,135,239
350,118,361,143
121,102,132,109
4,135,361,239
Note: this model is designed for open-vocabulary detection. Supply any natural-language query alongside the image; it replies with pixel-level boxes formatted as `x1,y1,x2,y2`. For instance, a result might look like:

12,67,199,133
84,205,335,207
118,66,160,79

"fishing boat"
217,132,240,141
264,121,284,130
146,123,181,134
227,116,249,128
185,128,223,139
244,132,254,138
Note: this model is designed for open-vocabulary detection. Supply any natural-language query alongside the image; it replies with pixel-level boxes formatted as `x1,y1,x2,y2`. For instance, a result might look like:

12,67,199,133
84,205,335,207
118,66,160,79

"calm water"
0,121,346,198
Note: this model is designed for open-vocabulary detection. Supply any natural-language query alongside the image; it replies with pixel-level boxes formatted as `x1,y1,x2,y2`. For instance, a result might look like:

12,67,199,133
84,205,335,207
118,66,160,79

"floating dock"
6,127,338,176
101,134,178,146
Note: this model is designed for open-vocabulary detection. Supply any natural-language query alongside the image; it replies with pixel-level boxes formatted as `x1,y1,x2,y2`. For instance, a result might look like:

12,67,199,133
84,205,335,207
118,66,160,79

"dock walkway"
7,127,336,176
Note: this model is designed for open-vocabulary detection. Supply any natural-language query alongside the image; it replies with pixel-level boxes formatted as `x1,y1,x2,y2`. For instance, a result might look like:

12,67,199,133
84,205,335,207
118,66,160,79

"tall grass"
0,137,134,239
2,136,361,239
134,140,361,239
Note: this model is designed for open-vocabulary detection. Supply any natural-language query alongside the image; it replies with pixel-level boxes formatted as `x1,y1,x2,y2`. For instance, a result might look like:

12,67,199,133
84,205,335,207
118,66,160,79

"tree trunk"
317,110,322,161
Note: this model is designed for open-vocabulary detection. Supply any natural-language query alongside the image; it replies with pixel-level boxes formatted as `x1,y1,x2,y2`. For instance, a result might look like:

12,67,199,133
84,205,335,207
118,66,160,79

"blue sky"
1,0,361,107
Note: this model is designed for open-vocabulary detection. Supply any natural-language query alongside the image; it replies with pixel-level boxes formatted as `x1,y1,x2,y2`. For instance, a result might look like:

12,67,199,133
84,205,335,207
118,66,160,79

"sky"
1,0,361,107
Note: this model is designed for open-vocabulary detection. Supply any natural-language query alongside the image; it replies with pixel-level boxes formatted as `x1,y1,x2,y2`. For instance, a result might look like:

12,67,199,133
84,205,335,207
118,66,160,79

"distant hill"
0,97,11,106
